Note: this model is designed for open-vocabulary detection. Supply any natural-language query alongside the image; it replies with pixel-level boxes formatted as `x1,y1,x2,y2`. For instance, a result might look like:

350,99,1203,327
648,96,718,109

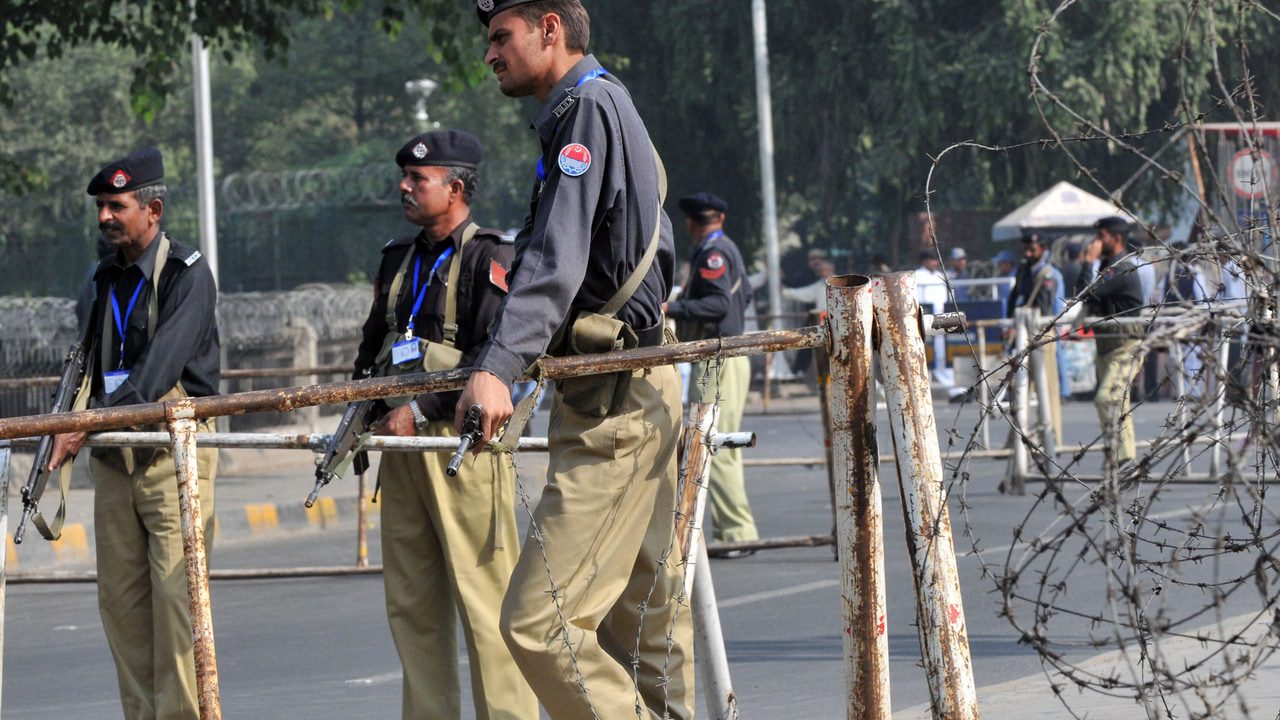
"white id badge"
103,370,130,395
391,339,423,366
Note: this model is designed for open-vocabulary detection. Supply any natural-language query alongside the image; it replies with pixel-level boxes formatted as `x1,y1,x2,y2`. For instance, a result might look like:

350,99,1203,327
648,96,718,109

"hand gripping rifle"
306,369,377,508
446,404,483,477
15,318,95,544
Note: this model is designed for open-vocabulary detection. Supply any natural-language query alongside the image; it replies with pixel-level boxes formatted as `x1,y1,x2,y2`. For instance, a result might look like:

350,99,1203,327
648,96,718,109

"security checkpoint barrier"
0,273,977,720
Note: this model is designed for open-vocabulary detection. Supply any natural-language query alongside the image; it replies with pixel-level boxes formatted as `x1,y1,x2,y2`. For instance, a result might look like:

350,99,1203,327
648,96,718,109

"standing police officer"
353,129,537,720
47,148,220,720
1075,216,1145,465
460,1,695,717
666,192,759,556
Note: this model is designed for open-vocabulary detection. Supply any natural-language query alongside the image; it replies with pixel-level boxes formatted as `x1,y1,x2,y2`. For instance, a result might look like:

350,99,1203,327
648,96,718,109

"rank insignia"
478,0,494,10
111,170,131,189
489,259,509,292
412,143,429,159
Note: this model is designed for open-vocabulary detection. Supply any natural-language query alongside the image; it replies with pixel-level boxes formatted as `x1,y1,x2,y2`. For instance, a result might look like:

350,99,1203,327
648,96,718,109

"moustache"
100,222,123,235
401,194,419,208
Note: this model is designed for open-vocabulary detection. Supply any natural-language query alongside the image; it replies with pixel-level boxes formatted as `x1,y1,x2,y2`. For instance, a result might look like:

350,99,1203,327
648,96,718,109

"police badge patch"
558,143,592,177
412,143,429,159
478,0,494,11
111,170,131,189
699,252,728,281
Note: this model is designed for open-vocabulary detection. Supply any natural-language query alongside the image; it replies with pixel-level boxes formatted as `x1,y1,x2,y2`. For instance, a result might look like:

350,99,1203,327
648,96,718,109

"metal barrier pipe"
0,440,8,714
1028,310,1057,459
827,275,890,718
0,327,826,441
355,472,369,569
8,432,755,452
976,327,991,449
0,365,354,390
165,400,221,720
692,540,739,720
1008,307,1031,495
871,273,979,720
814,347,841,561
678,402,719,597
1211,337,1230,477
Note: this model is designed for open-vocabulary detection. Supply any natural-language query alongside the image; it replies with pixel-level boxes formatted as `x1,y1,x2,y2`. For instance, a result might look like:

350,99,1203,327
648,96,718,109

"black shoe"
710,548,756,560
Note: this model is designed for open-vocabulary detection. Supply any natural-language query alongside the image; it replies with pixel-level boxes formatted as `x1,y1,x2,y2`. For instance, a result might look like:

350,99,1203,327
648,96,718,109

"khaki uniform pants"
91,419,217,720
501,366,695,719
1095,339,1144,464
689,356,757,543
379,420,537,720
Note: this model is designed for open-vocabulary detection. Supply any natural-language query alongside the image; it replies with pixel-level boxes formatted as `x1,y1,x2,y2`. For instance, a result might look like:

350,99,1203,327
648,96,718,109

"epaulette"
168,239,203,268
381,235,415,252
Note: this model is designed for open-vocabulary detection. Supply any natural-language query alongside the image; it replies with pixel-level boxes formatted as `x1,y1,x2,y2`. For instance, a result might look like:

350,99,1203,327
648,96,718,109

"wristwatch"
408,399,429,432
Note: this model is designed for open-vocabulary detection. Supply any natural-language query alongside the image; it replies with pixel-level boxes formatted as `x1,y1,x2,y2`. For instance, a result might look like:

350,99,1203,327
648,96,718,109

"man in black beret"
46,147,221,719
666,192,758,557
459,0,694,717
351,128,536,719
1076,215,1145,465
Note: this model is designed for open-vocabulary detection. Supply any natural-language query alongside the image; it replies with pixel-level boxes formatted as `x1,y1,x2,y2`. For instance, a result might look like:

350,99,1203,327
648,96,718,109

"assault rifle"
15,317,95,544
306,369,376,508
447,404,483,477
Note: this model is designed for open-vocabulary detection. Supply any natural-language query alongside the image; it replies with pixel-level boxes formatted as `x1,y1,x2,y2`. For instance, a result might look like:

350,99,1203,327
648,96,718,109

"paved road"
3,394,1257,718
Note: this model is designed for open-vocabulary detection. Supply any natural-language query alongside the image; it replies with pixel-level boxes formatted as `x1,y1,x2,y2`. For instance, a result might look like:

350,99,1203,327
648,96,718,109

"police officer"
1007,232,1065,446
352,129,537,720
47,148,220,719
461,1,695,717
1075,216,1145,465
666,192,758,556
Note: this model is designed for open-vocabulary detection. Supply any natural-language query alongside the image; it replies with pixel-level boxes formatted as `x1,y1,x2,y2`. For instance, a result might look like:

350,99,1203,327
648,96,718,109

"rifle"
447,404,483,478
306,370,377,508
15,318,95,544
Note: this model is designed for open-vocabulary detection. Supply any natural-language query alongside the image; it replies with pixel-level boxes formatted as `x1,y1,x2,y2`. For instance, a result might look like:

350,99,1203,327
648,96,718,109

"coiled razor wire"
916,1,1280,717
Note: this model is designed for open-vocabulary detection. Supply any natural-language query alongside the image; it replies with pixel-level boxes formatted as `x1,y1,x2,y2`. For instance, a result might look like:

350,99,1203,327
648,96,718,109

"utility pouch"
374,336,464,408
557,312,638,418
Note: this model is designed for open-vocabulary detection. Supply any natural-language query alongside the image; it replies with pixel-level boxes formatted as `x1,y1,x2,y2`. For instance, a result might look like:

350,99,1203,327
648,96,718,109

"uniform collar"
95,231,166,280
533,54,604,147
417,216,474,253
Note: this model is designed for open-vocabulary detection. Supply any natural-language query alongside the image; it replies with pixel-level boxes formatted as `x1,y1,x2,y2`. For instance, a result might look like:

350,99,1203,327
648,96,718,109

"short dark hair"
1093,216,1129,236
445,167,479,205
512,0,590,53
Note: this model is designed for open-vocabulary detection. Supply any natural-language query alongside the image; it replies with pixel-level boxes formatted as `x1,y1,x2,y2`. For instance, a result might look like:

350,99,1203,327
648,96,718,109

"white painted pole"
751,0,783,331
1009,307,1030,494
692,540,739,720
0,440,9,714
191,32,219,285
1028,310,1056,460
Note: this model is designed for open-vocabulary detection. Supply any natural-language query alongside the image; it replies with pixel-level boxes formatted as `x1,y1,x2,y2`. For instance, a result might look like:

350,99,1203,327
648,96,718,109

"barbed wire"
918,0,1280,716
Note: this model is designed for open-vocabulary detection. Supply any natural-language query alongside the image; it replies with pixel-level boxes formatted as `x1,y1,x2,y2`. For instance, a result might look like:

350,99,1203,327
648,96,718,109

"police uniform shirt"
82,234,220,407
354,218,513,420
474,55,674,385
667,232,749,338
1073,254,1144,319
1007,256,1064,318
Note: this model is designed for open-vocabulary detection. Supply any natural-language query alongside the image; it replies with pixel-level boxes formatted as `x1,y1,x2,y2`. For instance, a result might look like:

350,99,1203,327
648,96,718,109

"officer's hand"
456,371,512,451
48,431,87,472
371,405,417,437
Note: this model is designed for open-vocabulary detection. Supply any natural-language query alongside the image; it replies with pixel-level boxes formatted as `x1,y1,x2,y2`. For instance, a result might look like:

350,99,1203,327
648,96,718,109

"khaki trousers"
689,356,757,542
1095,339,1144,464
379,420,537,720
501,365,695,719
91,420,217,720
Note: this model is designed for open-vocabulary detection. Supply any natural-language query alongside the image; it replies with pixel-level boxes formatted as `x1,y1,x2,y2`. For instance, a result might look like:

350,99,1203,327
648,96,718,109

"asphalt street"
2,391,1257,718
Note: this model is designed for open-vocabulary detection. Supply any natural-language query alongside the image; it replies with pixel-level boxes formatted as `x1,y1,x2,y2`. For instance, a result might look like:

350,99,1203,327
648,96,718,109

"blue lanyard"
406,246,454,336
109,277,147,369
536,67,609,182
704,230,725,243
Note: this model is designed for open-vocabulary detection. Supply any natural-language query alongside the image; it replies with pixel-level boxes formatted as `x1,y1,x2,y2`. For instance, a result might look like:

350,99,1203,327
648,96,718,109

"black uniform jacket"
354,219,513,421
80,233,220,408
667,232,750,339
474,55,674,385
1074,253,1144,353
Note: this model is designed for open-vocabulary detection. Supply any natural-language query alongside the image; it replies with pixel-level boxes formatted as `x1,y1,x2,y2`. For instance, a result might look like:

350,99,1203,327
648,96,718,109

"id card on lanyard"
393,245,454,365
104,277,147,394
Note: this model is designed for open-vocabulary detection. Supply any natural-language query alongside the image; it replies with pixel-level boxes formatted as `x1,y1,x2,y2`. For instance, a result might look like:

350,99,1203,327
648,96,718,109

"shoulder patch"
489,259,510,293
558,143,592,177
183,250,202,267
699,252,728,281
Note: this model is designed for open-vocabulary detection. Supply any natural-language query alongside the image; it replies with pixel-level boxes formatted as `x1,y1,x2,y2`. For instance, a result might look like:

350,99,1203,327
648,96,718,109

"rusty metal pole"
165,400,221,720
678,402,719,597
976,323,990,449
0,440,9,712
815,346,841,561
827,275,890,719
355,472,369,568
871,273,980,720
1210,336,1230,478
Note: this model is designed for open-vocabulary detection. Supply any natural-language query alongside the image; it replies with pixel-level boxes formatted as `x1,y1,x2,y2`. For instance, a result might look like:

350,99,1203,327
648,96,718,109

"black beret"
1093,215,1130,235
395,130,484,170
86,148,164,196
477,0,543,25
678,192,728,216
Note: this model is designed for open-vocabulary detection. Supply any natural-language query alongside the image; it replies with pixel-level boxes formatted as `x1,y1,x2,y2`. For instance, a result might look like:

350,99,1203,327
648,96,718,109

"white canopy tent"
992,181,1137,241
